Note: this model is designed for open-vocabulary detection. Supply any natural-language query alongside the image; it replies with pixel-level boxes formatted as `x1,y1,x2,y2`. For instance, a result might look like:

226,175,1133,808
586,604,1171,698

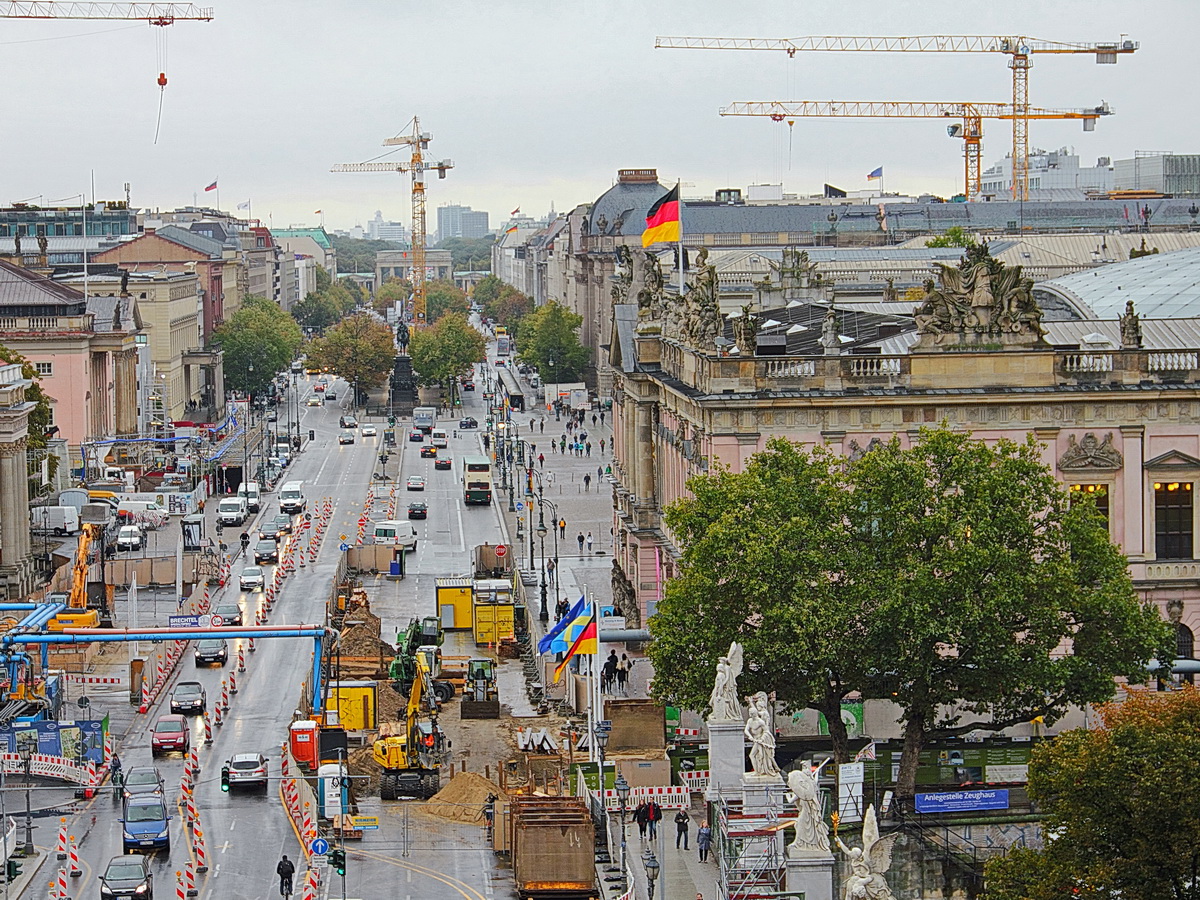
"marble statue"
744,691,780,778
819,308,839,350
731,304,759,352
1120,299,1143,349
683,247,721,349
787,767,830,856
835,805,898,900
615,244,635,309
638,250,665,321
708,641,743,722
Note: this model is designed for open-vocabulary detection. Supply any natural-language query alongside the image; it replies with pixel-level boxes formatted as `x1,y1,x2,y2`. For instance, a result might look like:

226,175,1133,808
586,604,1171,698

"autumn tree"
306,312,396,396
213,296,304,395
984,688,1200,900
372,277,412,315
515,300,589,381
487,284,535,328
424,279,469,323
408,312,486,395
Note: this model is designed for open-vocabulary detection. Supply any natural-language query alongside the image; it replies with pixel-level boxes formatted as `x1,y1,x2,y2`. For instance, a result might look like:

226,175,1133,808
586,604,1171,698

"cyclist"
110,753,123,799
276,855,295,897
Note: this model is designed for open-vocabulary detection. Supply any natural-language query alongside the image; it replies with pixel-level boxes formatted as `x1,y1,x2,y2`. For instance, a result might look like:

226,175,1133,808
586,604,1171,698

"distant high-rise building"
367,210,409,244
436,204,490,242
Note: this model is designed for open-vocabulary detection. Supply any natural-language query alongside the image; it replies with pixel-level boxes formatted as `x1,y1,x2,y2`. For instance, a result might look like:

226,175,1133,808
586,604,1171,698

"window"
34,362,52,377
1155,482,1194,560
1069,484,1109,520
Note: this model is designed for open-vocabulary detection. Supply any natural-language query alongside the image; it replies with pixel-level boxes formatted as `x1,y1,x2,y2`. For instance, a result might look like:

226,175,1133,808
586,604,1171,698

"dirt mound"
348,746,382,794
424,771,505,824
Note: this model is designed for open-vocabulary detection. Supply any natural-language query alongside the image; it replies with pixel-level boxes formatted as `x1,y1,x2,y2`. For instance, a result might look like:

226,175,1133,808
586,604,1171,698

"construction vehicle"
373,655,447,800
460,658,500,719
47,523,102,631
388,616,454,702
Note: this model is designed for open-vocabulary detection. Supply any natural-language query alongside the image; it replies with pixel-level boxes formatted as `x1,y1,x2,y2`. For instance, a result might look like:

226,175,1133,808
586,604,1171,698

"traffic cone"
249,636,256,652
68,837,81,877
55,818,68,859
238,644,246,672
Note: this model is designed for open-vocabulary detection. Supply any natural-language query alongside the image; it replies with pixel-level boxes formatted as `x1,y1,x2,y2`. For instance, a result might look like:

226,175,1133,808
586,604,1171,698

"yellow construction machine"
372,655,447,799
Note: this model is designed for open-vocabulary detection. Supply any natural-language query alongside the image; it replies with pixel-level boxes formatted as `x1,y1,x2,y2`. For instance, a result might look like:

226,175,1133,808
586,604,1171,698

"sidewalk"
606,802,724,900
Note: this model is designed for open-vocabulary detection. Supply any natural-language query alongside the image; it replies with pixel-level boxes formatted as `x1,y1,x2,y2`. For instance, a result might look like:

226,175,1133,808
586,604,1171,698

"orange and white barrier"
55,818,68,859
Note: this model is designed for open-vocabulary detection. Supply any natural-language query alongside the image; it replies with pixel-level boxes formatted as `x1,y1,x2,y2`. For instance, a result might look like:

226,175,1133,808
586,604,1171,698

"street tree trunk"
895,715,927,805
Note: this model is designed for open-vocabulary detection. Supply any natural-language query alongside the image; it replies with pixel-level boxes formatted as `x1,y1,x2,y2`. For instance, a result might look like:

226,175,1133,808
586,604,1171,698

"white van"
237,481,262,512
30,505,81,535
372,520,417,551
279,481,306,514
218,497,248,526
431,429,448,449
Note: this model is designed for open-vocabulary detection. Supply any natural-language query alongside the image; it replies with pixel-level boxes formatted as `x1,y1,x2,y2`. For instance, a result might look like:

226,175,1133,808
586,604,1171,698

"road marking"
220,839,231,852
213,863,222,878
356,848,486,900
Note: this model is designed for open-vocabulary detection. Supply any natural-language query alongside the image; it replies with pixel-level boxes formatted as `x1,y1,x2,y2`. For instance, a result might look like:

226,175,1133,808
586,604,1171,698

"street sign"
169,615,203,629
339,542,350,552
495,544,507,558
209,615,223,628
339,533,348,542
350,815,379,830
515,501,525,512
312,853,328,869
310,837,330,856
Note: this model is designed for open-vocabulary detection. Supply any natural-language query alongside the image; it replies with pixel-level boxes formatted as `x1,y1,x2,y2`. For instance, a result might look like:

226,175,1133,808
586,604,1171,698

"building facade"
1113,153,1200,196
374,249,453,287
0,362,35,600
436,204,490,241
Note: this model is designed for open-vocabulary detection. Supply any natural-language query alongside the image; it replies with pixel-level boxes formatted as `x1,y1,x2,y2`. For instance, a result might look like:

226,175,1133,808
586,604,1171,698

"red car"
151,714,190,756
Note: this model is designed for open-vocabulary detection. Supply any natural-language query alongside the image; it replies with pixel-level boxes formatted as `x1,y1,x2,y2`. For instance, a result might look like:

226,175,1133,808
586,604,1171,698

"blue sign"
309,837,329,856
914,789,1009,814
0,719,105,764
339,542,350,552
169,615,203,629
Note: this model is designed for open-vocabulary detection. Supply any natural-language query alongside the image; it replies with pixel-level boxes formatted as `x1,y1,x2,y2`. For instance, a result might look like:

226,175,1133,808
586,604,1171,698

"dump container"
510,796,596,900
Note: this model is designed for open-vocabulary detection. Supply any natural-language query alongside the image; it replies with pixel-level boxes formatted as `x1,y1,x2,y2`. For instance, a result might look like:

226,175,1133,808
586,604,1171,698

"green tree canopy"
486,284,535,328
306,312,396,392
648,428,1171,799
408,311,486,389
291,291,342,333
329,235,397,275
424,279,469,323
515,300,589,381
438,236,493,271
472,274,502,307
984,688,1200,900
372,277,412,315
314,265,332,293
213,296,304,395
925,225,977,249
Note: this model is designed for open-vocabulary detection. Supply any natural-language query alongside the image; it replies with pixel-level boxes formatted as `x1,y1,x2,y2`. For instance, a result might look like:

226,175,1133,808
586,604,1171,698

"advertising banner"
914,788,1010,814
0,720,106,765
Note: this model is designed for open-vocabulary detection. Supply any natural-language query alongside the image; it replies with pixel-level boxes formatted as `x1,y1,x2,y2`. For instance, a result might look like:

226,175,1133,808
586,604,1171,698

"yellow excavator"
47,523,101,631
373,654,447,799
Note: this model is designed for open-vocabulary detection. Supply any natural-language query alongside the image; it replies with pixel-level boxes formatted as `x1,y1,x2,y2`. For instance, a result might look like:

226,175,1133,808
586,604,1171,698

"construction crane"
0,3,212,24
720,100,1113,198
657,34,1137,200
332,118,453,328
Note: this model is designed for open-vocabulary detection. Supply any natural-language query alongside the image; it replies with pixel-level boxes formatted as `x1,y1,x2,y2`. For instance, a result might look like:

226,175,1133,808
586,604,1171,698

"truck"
510,797,597,900
413,407,437,434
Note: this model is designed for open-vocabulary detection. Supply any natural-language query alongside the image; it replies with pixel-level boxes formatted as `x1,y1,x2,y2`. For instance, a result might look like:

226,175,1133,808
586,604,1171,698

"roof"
612,305,639,373
156,226,224,257
1036,247,1200,318
728,299,914,355
0,258,87,308
86,294,143,333
588,179,669,238
273,228,332,250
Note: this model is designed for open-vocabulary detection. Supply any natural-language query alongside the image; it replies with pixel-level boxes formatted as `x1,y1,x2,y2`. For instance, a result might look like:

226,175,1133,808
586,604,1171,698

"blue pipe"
7,626,328,645
312,632,325,716
0,604,40,612
10,603,66,634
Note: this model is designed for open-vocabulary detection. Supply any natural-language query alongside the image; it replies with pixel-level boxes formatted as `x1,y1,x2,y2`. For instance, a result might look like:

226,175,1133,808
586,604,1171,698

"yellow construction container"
435,577,473,630
473,579,515,646
327,681,377,731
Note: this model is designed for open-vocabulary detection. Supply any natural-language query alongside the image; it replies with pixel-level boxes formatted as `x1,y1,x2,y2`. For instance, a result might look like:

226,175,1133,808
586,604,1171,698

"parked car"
459,417,478,429
150,714,190,756
339,430,355,445
419,446,437,458
406,475,426,492
434,458,452,471
226,752,270,791
194,639,229,667
213,603,243,626
361,424,378,437
409,430,424,442
253,539,279,565
116,525,144,551
239,566,265,592
101,853,155,894
169,681,207,716
121,766,164,800
407,501,428,520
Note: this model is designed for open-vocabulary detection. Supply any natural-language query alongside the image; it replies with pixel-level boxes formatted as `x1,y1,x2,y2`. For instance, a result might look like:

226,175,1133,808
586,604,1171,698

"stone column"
786,853,836,900
114,349,139,436
706,720,748,799
0,439,33,599
634,401,655,503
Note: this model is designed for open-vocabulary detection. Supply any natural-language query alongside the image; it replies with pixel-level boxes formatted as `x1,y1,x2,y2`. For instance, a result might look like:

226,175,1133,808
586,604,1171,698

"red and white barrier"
185,862,198,897
55,817,68,859
68,836,81,877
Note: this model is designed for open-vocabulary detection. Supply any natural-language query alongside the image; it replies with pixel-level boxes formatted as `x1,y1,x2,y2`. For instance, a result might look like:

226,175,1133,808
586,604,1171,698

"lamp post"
594,725,610,853
536,510,549,623
550,356,560,421
643,848,660,900
615,773,630,885
19,745,34,856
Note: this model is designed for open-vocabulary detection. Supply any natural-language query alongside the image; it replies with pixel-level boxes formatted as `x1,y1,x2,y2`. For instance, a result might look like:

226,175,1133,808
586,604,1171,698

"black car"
273,513,294,535
407,502,428,520
326,390,338,400
253,539,279,565
169,681,207,715
194,639,229,666
459,417,478,429
419,446,438,458
409,430,424,442
121,766,165,800
462,381,475,391
258,521,282,542
100,854,153,900
434,458,452,470
213,603,243,626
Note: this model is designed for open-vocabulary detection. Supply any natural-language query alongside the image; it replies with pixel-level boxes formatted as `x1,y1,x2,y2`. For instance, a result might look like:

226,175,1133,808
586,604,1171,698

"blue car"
122,796,171,852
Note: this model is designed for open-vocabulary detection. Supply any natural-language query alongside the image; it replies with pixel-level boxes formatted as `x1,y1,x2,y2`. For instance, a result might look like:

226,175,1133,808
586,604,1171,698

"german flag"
642,185,681,248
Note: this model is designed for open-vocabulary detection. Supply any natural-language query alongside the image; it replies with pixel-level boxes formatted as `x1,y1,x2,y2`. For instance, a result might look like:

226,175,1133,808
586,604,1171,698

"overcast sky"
3,1,1193,232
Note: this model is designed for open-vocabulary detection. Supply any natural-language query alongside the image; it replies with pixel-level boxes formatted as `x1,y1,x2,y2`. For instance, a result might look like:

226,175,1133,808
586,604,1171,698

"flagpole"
676,180,684,297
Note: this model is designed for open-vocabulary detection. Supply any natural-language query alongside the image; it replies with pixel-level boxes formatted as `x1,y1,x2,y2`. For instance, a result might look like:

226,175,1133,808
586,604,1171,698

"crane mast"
0,3,213,22
332,119,452,327
658,33,1137,200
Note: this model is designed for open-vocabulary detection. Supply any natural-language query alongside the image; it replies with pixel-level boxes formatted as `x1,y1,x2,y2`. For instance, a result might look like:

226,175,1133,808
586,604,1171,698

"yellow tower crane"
332,118,453,328
657,34,1137,200
719,100,1113,198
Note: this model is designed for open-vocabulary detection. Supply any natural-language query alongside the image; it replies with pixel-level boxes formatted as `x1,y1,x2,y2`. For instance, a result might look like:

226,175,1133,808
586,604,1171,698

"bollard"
238,645,246,673
214,702,223,728
175,870,185,900
203,711,213,745
229,669,238,696
56,867,68,900
221,678,230,712
68,837,81,877
55,818,68,859
193,816,209,873
185,862,198,897
249,636,257,652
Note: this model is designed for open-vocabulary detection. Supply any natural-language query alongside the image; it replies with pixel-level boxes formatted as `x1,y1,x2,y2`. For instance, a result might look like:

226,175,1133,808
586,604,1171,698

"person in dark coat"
674,810,690,849
645,800,662,839
633,802,649,839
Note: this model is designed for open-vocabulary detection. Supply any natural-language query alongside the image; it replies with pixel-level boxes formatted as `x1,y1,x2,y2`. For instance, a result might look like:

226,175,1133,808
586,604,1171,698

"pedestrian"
645,801,662,839
597,465,604,481
586,531,593,552
616,654,631,695
586,441,592,456
674,810,690,849
560,438,566,454
600,438,606,454
547,558,557,586
583,473,591,491
634,803,649,840
555,595,568,620
539,419,545,434
559,518,566,538
577,532,585,554
550,440,556,454
600,410,605,425
697,824,713,862
605,463,612,475
603,650,618,693
592,413,598,427
538,453,545,468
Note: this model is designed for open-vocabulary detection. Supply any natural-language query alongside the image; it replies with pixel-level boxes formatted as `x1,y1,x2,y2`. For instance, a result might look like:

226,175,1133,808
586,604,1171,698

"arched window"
1178,623,1195,660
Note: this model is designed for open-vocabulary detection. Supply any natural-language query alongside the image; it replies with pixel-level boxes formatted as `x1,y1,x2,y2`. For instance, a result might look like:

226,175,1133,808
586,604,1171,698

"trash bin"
389,561,401,577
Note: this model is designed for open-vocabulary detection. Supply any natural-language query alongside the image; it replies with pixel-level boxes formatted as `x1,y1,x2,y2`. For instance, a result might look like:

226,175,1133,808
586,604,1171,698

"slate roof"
0,259,86,311
588,179,669,238
157,225,224,257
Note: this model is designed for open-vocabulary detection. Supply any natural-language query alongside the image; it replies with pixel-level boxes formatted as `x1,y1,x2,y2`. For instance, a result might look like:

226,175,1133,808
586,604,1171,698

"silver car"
226,752,269,791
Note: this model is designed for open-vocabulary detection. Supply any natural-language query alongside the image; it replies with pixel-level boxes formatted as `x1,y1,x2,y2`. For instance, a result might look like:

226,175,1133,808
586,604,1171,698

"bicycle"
279,875,293,898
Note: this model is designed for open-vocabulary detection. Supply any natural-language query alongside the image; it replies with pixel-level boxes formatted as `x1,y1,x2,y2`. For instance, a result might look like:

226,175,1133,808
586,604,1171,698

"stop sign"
495,544,507,558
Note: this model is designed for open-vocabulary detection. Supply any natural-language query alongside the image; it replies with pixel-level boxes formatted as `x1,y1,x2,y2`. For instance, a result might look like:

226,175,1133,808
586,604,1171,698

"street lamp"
536,507,549,623
643,849,660,900
615,774,630,884
550,356,560,421
19,745,34,856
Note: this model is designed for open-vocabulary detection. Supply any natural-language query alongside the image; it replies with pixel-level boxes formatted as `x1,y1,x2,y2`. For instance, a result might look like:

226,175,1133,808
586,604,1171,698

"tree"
984,688,1200,900
925,226,976,249
439,236,493,271
487,285,535,327
291,291,341,333
472,274,503,307
0,344,58,491
306,312,396,394
314,265,332,293
408,312,486,391
372,277,412,316
515,300,589,381
424,279,469,323
648,428,1171,800
213,296,304,395
329,235,398,275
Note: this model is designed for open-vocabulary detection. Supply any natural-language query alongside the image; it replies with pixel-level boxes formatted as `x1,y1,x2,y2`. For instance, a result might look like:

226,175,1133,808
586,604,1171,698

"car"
459,417,478,429
150,714,189,756
226,752,270,791
318,374,329,383
259,521,282,542
361,425,378,437
101,853,154,896
434,458,452,471
306,396,322,407
169,681,207,715
273,513,294,535
419,446,437,458
326,390,338,400
462,381,475,391
314,382,326,393
406,475,426,492
266,410,278,422
407,501,428,520
339,430,355,445
194,639,229,666
239,566,265,592
116,525,143,551
494,359,506,367
409,430,424,442
213,603,243,627
254,539,279,565
121,766,165,800
121,795,171,853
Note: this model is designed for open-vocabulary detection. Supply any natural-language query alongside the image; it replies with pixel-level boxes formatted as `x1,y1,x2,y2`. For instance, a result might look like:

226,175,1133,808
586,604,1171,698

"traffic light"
6,858,21,882
388,416,396,427
220,763,230,792
330,848,346,876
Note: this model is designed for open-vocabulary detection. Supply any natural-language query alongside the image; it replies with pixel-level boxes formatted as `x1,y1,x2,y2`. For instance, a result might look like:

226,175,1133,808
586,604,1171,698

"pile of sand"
348,746,382,794
424,771,505,824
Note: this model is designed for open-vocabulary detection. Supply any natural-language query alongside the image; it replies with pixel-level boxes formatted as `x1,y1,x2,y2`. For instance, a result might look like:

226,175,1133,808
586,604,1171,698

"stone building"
0,362,35,599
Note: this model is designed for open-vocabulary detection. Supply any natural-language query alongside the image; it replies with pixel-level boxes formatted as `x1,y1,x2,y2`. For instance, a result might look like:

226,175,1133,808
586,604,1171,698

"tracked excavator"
373,654,447,800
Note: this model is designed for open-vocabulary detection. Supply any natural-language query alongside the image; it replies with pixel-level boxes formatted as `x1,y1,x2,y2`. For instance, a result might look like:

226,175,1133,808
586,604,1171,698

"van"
431,429,448,449
116,500,168,529
217,497,248,526
237,481,262,512
372,520,417,551
30,505,81,536
279,482,306,514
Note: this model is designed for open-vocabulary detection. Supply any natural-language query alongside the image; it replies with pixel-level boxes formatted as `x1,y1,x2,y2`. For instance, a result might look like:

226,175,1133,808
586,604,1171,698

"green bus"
462,454,493,505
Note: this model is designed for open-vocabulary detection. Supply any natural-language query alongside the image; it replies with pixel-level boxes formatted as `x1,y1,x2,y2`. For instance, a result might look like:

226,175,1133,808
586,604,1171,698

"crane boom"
658,33,1136,200
0,2,213,21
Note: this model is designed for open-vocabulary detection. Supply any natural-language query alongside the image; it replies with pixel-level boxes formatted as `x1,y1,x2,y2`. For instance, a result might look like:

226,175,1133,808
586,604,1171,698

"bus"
497,367,525,412
462,455,493,505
